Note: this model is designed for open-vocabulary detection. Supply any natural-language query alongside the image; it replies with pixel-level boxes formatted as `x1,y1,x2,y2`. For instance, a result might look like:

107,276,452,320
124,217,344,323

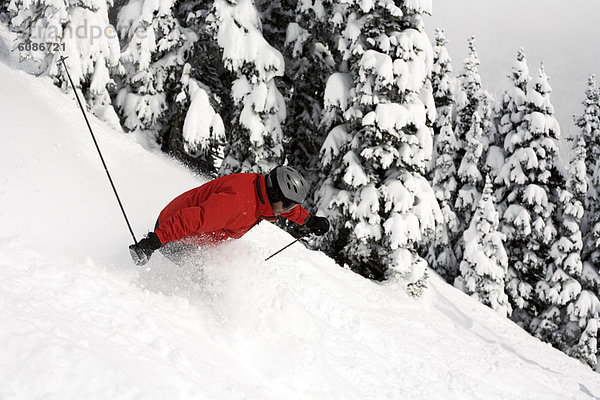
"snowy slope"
1,61,599,400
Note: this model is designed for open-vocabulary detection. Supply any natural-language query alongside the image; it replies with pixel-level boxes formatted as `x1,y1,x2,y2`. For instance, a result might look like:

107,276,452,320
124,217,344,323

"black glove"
305,215,330,236
129,232,162,266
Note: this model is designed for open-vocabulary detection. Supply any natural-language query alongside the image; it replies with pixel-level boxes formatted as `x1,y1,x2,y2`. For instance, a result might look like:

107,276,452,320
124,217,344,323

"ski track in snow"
0,51,599,399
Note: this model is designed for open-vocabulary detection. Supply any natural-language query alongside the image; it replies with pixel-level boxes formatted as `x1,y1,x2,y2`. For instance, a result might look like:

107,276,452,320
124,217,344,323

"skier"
129,166,330,266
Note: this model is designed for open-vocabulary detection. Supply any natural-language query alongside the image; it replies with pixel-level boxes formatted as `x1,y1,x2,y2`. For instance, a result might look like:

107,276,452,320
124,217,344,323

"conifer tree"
280,0,336,208
535,176,600,372
455,176,511,316
531,185,583,347
453,37,482,158
568,74,600,369
574,75,600,276
167,0,236,175
171,63,226,171
489,49,529,200
115,0,196,132
568,293,600,369
7,0,68,71
525,64,579,317
486,95,507,181
316,0,441,293
428,28,459,281
255,0,296,51
497,59,563,326
314,71,353,258
496,51,529,140
8,0,121,126
494,49,531,313
455,111,484,232
567,135,588,203
211,0,287,174
452,37,491,262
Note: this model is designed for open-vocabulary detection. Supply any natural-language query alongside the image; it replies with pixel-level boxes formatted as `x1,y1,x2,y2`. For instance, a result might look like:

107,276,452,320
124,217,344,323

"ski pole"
58,55,138,245
264,237,305,261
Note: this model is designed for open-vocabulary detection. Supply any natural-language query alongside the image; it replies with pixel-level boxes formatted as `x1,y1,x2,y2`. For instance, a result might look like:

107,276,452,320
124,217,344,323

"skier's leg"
158,241,196,266
158,242,205,285
154,220,206,283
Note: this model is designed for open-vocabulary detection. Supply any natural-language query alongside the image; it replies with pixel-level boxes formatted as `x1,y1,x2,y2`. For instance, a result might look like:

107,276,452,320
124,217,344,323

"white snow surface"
0,61,599,399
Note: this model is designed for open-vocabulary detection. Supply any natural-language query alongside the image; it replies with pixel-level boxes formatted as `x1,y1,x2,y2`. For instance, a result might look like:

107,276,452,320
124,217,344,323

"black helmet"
266,166,308,207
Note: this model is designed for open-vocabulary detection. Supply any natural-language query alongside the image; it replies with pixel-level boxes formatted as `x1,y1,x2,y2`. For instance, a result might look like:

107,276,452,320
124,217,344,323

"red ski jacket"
154,173,311,246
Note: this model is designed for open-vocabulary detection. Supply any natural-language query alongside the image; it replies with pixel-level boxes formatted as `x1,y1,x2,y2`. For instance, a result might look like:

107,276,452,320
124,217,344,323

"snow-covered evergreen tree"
494,49,531,314
455,111,484,231
453,37,492,262
568,293,600,369
492,48,530,177
115,0,196,132
487,50,530,196
170,63,226,171
428,28,459,281
568,74,600,369
531,186,583,347
163,0,236,175
526,65,583,340
455,175,512,317
316,0,441,292
574,75,600,279
280,0,336,208
429,28,454,172
497,59,563,327
315,71,353,258
453,37,482,157
486,95,507,182
8,0,121,126
567,135,588,203
255,0,295,51
211,0,287,174
7,0,68,71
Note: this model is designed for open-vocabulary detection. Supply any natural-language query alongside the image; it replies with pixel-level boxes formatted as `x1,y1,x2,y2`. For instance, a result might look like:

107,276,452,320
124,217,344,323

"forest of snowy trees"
2,0,599,371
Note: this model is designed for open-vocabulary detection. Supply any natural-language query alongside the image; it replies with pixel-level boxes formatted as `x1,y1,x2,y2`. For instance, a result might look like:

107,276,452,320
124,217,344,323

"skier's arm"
155,191,237,244
280,205,311,225
282,206,330,236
